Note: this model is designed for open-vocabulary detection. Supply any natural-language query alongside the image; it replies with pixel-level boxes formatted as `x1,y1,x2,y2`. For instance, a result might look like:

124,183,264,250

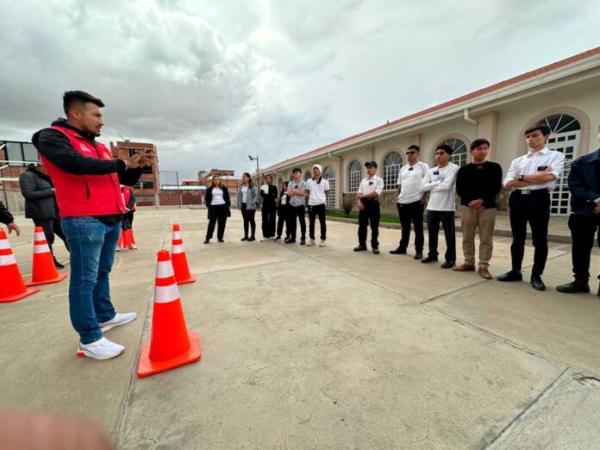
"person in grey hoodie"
19,163,69,268
237,172,258,241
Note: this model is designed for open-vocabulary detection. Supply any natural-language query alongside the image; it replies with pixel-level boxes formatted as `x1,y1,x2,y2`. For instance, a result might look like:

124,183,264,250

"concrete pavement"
0,207,598,449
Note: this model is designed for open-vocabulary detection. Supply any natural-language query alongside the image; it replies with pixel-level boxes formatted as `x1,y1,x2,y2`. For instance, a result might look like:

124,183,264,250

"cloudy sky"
1,0,598,180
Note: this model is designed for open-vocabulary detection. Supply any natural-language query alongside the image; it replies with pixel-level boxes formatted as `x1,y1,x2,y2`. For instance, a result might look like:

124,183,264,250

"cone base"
0,286,40,303
137,331,201,378
26,272,68,287
176,275,196,285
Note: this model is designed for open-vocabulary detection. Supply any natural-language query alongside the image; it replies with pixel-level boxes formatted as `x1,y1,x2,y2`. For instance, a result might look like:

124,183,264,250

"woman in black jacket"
259,174,278,241
275,181,290,241
204,174,231,244
19,164,69,267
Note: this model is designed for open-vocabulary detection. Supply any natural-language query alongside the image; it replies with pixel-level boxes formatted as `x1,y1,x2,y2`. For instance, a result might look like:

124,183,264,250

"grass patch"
327,210,400,224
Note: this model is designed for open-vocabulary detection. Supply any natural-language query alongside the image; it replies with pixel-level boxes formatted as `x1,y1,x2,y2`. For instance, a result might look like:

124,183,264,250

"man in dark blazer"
557,135,600,296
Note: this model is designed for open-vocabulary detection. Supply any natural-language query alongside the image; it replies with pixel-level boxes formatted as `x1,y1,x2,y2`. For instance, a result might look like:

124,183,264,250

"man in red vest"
32,91,153,360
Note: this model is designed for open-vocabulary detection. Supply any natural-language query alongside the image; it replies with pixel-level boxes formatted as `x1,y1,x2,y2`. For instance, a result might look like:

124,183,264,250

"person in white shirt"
286,168,308,245
204,174,231,244
497,124,566,291
305,164,330,247
420,144,459,268
390,145,429,259
237,172,258,241
354,161,384,254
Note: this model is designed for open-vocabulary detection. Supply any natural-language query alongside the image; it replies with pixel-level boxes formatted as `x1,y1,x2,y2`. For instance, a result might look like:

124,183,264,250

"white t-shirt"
211,187,226,206
358,175,384,196
305,178,330,205
241,186,248,204
503,147,565,191
421,163,459,211
396,161,429,204
260,184,269,194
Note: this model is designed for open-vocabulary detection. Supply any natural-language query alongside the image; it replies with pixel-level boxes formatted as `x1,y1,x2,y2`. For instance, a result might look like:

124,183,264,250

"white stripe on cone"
156,260,175,278
0,254,17,265
172,231,182,240
172,244,184,254
34,232,46,241
33,244,51,254
0,239,10,250
154,284,180,304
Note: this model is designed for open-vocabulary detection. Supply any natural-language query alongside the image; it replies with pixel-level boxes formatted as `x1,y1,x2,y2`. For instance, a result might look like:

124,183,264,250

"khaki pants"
461,206,497,268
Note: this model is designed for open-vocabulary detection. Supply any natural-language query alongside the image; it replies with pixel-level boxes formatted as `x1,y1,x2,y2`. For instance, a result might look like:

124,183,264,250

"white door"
546,130,580,216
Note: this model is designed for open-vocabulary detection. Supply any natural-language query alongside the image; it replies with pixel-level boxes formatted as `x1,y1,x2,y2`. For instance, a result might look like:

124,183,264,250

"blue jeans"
62,217,120,344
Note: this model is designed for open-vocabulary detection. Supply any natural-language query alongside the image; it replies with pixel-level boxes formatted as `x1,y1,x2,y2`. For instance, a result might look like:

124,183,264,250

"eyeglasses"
405,151,416,155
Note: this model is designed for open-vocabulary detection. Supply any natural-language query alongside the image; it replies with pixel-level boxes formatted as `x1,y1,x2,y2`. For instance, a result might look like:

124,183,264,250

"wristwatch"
518,175,524,181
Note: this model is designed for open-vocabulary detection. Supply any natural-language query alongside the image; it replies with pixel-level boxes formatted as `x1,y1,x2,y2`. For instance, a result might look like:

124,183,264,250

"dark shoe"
414,252,423,260
353,245,367,252
218,239,224,243
248,236,256,242
421,256,438,264
390,247,407,255
241,237,248,241
478,267,493,280
441,261,455,269
284,239,296,244
203,239,210,244
372,248,380,255
300,239,306,246
497,271,523,282
53,259,65,269
556,280,589,294
453,264,475,272
530,276,546,291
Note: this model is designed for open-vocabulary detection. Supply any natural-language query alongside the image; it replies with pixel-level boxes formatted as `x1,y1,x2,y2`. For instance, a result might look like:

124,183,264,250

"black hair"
292,167,302,174
525,124,551,136
63,90,105,116
436,144,454,155
242,172,254,187
407,144,420,152
470,138,490,151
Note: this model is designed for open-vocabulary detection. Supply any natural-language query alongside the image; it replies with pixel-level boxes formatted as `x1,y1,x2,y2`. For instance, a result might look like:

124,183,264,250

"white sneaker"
319,240,327,247
99,312,137,332
77,337,124,360
307,239,316,247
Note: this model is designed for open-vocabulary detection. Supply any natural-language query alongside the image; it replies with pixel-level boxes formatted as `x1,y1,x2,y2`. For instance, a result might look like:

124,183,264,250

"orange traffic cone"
171,224,195,284
0,230,40,303
26,227,68,286
137,250,201,378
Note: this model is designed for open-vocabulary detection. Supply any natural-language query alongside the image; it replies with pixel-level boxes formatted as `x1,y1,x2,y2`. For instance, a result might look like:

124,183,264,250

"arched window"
383,151,402,190
348,160,362,192
535,114,581,215
323,166,336,207
440,138,468,167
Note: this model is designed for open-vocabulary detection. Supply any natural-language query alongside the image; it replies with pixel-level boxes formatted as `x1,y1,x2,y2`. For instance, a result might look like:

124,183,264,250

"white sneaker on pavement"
307,239,316,247
99,312,137,332
319,240,327,247
77,337,125,360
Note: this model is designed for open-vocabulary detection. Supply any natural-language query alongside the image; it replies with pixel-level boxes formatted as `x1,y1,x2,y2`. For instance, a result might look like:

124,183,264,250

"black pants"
261,205,277,238
122,211,134,230
241,203,256,238
568,213,600,282
288,205,306,240
277,205,290,238
309,204,327,240
397,201,424,252
358,200,380,248
33,218,69,255
509,190,550,276
426,210,456,263
206,204,228,240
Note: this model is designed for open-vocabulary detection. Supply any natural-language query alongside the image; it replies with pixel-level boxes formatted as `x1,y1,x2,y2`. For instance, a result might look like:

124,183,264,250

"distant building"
110,141,160,206
199,169,240,206
0,140,38,211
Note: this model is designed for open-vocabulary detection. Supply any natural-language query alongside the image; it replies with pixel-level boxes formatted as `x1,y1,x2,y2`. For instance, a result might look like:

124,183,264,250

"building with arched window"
262,46,600,216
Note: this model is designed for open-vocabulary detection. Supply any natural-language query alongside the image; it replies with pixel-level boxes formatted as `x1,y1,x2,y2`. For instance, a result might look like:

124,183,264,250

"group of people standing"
204,165,330,247
352,123,600,295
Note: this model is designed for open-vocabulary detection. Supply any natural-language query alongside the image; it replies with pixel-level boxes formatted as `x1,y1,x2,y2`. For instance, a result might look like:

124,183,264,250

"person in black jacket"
0,200,20,236
557,141,600,295
275,181,290,241
19,164,69,267
204,174,231,244
259,174,278,241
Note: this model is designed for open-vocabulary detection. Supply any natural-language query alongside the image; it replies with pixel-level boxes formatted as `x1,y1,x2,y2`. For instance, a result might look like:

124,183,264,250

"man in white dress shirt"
420,144,459,269
497,124,565,291
390,145,429,259
354,161,384,254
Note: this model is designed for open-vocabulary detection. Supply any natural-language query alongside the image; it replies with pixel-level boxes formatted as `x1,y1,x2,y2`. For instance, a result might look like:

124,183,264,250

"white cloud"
0,0,598,178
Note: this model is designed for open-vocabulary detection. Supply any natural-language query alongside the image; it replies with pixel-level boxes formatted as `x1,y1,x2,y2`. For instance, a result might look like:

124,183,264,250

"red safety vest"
39,126,126,217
